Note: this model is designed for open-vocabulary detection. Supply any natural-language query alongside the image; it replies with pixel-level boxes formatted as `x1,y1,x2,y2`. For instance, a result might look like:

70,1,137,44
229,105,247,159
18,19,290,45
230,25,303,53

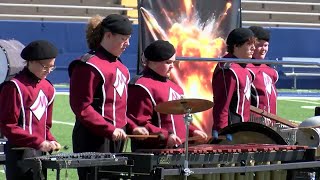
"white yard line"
56,92,69,95
301,106,317,109
278,97,320,100
279,99,320,105
52,120,74,126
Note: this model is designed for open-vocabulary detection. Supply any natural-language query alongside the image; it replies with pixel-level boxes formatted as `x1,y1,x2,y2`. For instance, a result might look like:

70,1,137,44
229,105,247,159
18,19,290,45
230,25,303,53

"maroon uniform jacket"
246,64,278,114
69,46,137,141
0,68,56,149
212,54,253,131
127,68,197,150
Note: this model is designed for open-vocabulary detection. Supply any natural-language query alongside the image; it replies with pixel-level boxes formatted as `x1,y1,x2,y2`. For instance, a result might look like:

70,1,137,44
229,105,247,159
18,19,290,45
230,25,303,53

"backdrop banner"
138,0,241,133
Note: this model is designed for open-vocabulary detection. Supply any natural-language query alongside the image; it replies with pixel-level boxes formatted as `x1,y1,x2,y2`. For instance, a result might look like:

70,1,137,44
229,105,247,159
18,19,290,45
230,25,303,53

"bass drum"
214,122,288,145
0,39,25,84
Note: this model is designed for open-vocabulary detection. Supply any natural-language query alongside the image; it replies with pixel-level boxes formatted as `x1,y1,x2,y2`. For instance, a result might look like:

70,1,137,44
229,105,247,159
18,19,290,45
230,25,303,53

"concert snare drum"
0,39,25,84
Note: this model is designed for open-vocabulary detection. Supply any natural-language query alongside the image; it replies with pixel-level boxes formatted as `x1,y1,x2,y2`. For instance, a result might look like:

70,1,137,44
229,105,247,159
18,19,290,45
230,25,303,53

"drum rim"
0,45,10,84
218,122,288,145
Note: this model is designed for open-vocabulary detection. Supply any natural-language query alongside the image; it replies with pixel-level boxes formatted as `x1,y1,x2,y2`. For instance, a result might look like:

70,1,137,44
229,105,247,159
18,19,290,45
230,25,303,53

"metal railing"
0,2,318,26
241,0,320,27
242,0,320,6
0,14,137,22
0,2,138,21
280,57,320,89
242,21,320,27
0,3,134,11
242,10,320,16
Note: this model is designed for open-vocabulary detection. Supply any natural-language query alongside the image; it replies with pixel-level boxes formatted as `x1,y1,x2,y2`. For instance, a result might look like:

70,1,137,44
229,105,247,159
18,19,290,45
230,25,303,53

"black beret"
249,26,270,42
101,14,132,35
21,40,58,61
144,40,176,62
226,28,254,47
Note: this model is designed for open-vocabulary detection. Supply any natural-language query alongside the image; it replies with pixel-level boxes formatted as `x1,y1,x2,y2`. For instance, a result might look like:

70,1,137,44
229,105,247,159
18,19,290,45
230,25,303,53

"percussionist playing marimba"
127,40,208,151
0,40,62,180
212,28,255,131
68,14,149,180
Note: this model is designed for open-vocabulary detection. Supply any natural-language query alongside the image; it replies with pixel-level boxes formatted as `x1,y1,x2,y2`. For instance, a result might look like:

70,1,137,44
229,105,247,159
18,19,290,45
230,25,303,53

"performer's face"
234,41,255,59
148,54,176,77
28,59,56,79
253,40,269,59
103,32,131,57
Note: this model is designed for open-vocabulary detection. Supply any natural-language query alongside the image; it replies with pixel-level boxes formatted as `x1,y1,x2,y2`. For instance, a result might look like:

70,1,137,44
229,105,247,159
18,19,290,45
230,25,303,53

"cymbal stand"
183,108,193,179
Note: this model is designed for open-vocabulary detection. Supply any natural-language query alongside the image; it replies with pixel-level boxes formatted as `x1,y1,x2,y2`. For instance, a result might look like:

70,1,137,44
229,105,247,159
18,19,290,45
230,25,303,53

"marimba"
0,139,6,164
101,144,319,180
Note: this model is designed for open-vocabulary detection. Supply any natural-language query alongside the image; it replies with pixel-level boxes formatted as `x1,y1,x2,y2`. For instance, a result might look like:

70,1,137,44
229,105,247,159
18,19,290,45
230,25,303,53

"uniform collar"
143,67,168,82
224,53,246,68
96,46,119,62
22,68,42,83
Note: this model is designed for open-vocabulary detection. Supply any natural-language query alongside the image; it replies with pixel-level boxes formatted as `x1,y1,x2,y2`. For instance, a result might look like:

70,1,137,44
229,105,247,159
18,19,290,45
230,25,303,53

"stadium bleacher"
241,0,320,27
0,0,320,89
0,0,127,21
1,0,320,27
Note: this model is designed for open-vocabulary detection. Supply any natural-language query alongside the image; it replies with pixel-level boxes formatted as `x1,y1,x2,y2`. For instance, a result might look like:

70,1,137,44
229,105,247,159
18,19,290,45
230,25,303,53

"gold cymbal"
154,98,213,115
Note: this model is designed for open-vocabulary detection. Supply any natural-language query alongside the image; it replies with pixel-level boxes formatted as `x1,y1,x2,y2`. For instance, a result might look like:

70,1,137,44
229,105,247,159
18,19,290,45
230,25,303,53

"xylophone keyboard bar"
19,152,129,180
117,144,316,174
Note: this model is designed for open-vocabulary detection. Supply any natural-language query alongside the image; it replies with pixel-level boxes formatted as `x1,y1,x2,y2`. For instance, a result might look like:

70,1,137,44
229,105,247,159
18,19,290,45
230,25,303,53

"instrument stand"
183,109,193,180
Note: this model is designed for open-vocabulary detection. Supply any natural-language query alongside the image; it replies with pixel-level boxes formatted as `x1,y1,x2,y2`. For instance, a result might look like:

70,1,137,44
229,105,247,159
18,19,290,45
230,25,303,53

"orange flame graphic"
141,1,232,133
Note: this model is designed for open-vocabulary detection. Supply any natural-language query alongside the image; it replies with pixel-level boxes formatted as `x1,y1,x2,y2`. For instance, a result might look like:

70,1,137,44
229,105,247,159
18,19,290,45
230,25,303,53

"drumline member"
212,28,255,131
246,26,278,120
68,14,148,180
127,40,208,151
0,40,61,180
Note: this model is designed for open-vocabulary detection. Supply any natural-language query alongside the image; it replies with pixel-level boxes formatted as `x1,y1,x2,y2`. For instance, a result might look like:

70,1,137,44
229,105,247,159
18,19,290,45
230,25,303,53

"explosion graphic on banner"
140,0,234,133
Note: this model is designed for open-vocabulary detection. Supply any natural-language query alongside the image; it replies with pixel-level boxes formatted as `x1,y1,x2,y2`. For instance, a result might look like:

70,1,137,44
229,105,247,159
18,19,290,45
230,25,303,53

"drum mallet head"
226,134,233,141
212,130,232,141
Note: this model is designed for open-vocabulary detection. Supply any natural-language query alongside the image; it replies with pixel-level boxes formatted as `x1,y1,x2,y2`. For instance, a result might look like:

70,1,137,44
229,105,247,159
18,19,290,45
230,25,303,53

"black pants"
5,143,45,180
72,121,125,180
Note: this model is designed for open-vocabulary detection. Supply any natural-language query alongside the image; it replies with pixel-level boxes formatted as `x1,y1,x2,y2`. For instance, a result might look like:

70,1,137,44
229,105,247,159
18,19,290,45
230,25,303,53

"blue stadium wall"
0,20,320,89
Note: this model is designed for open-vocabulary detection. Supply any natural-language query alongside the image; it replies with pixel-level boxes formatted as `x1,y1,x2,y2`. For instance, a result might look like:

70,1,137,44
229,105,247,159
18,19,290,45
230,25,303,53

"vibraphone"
0,139,6,163
102,144,320,180
20,152,129,180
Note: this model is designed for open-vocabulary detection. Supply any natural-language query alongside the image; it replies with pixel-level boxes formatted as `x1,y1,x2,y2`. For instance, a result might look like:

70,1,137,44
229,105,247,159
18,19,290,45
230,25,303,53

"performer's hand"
133,127,149,135
167,134,182,148
132,127,149,140
193,130,208,143
39,140,53,152
50,141,62,151
112,128,127,141
264,117,274,127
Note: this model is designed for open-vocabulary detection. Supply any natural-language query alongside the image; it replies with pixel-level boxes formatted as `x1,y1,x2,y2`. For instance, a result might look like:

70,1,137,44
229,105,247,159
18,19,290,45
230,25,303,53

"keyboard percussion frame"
19,152,129,180
17,145,320,180
101,144,320,180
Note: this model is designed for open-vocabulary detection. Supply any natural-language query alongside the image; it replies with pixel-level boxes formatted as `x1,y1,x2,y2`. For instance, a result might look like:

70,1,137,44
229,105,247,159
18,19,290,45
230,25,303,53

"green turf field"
1,94,319,179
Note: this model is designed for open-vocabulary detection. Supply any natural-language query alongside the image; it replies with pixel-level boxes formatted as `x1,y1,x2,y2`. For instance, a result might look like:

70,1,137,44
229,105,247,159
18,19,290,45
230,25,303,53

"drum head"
0,39,25,84
296,128,320,147
214,122,287,145
0,47,9,83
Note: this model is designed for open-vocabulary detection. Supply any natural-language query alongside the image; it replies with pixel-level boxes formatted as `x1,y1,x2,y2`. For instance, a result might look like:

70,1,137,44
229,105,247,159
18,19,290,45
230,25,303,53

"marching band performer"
246,26,278,118
212,28,255,131
127,40,207,151
0,40,61,180
68,14,148,180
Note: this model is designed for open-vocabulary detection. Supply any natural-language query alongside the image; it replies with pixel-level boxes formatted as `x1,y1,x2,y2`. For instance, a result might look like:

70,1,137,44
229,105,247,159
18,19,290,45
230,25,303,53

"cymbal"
154,98,213,115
